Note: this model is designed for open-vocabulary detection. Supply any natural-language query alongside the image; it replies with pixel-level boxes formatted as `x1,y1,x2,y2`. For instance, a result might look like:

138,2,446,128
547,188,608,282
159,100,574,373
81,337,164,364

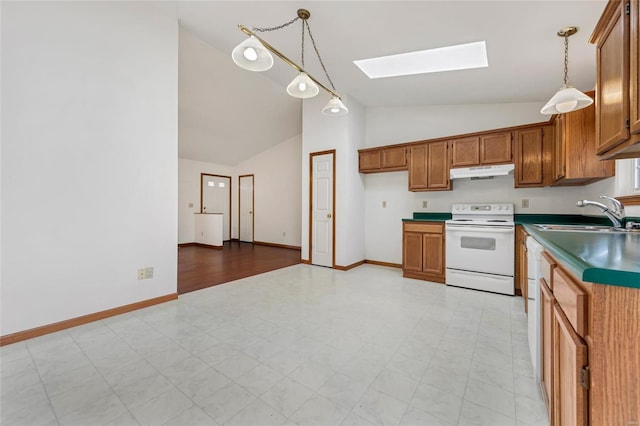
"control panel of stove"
451,203,514,214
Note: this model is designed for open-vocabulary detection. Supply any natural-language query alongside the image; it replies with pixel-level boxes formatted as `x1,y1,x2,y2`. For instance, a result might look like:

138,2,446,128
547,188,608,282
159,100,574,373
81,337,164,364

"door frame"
200,173,232,241
309,150,336,267
238,174,255,243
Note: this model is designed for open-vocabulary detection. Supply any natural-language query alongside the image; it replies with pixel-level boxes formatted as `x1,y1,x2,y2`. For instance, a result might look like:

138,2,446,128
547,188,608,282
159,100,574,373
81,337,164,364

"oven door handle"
446,226,514,233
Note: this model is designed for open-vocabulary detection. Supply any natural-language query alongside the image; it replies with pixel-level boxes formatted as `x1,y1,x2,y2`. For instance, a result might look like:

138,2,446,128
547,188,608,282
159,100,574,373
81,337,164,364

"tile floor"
1,264,549,426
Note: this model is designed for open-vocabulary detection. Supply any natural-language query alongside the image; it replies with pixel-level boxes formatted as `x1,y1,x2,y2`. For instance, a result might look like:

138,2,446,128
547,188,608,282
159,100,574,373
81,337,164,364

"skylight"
354,41,488,79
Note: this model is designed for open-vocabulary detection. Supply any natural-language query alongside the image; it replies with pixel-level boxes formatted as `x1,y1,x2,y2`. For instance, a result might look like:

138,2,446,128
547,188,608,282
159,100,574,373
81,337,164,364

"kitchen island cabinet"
525,226,640,426
402,221,445,283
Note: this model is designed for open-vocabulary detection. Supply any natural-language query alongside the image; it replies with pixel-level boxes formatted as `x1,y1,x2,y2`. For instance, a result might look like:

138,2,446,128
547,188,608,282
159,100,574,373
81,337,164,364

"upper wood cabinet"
480,132,513,164
408,142,451,191
358,146,408,173
450,137,480,167
514,127,551,188
450,132,512,167
552,94,615,186
591,0,640,159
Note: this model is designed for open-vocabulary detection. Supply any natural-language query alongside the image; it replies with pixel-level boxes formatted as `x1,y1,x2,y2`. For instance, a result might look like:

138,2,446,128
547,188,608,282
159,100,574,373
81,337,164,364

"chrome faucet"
576,196,625,228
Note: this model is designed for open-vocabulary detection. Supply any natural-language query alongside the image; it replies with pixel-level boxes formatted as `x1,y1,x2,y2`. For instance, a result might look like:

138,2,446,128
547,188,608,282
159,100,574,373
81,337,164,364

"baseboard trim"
253,241,302,251
0,293,178,347
178,242,222,250
301,259,311,265
365,260,402,269
334,260,366,271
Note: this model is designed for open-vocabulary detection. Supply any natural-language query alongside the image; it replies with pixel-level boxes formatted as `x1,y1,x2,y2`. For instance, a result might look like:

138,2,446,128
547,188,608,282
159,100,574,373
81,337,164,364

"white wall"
301,95,366,266
366,103,548,147
1,2,178,335
236,135,302,246
178,135,302,246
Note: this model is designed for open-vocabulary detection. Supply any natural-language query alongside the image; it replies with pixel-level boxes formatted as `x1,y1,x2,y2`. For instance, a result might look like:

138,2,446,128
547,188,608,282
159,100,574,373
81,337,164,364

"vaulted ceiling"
161,1,608,165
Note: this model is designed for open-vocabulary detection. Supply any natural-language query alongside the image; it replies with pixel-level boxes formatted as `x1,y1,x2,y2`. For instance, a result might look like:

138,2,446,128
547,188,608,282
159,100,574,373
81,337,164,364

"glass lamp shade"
540,85,593,115
231,36,273,72
322,96,349,116
286,73,319,98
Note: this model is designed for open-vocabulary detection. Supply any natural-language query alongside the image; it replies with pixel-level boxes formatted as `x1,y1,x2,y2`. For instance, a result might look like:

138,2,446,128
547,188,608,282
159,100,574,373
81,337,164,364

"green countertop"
403,212,640,288
524,224,640,288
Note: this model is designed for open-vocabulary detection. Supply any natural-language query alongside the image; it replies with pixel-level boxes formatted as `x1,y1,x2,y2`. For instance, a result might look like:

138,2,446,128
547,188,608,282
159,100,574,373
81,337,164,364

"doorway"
309,150,335,267
200,173,231,241
239,174,254,242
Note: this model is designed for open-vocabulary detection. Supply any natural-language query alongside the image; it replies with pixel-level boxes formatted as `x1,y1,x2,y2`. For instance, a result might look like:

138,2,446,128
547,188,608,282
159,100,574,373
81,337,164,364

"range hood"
450,164,515,180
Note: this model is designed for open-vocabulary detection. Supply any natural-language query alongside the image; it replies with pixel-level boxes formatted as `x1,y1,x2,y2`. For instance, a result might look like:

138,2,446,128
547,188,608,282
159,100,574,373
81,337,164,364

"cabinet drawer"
541,251,557,290
553,267,587,337
403,222,443,234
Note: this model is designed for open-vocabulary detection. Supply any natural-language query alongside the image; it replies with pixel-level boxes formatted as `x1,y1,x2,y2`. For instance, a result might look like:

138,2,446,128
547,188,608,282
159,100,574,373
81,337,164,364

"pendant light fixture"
232,9,348,116
541,26,593,115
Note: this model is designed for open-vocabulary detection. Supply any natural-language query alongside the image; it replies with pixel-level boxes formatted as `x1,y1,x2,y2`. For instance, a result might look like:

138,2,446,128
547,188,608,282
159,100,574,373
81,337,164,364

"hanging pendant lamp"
231,36,273,72
541,26,593,115
322,96,349,116
231,9,347,115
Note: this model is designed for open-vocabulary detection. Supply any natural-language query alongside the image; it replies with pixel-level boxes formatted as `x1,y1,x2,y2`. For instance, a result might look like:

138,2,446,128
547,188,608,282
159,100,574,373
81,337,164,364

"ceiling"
160,1,608,165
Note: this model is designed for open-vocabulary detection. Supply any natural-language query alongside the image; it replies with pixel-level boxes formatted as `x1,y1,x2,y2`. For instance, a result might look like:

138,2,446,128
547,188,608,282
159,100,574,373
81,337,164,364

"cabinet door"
403,232,424,272
450,137,480,167
553,304,588,426
515,128,544,187
554,115,566,181
516,226,528,311
381,146,407,169
595,0,630,154
408,145,428,190
427,141,450,190
540,278,555,420
422,233,444,276
359,150,381,172
564,98,615,181
631,0,640,135
480,132,512,164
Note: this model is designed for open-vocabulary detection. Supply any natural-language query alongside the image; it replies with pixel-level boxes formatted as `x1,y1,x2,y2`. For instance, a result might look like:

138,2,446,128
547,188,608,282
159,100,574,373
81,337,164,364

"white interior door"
201,174,231,241
239,175,254,242
311,152,334,267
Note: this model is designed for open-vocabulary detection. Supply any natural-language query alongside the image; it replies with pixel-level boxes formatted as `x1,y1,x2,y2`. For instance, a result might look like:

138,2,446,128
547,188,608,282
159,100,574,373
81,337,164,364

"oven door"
445,224,514,276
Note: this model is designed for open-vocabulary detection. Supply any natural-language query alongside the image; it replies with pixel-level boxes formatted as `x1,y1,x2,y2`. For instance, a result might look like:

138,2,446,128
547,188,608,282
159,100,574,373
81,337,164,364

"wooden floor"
177,241,302,294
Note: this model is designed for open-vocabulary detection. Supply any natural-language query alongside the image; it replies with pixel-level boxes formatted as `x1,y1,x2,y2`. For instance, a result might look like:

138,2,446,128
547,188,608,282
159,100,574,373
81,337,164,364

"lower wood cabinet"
538,249,640,426
553,303,588,426
402,221,445,283
515,226,529,305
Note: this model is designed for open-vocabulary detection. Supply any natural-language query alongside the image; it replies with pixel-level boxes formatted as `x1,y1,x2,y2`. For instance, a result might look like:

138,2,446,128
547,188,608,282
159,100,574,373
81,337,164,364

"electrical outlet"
382,201,387,208
144,267,154,279
522,199,530,208
422,200,428,208
137,268,145,280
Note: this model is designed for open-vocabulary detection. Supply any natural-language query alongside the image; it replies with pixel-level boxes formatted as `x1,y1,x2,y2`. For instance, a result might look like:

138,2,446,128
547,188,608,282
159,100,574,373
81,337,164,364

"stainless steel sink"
533,224,619,232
